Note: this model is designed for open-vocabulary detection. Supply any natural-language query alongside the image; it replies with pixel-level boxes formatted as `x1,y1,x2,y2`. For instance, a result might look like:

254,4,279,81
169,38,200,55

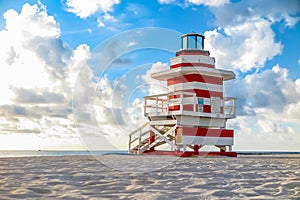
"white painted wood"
143,93,236,119
170,55,215,66
176,115,226,127
150,125,176,147
151,67,235,81
182,136,233,145
182,55,215,65
211,97,221,114
168,82,223,93
150,120,177,126
203,98,211,105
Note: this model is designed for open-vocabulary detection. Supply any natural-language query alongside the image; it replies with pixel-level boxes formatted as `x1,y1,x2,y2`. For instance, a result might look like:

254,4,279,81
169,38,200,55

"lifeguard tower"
128,33,237,157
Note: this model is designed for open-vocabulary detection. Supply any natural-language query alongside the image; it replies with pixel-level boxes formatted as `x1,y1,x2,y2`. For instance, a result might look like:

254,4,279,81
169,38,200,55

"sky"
0,0,299,151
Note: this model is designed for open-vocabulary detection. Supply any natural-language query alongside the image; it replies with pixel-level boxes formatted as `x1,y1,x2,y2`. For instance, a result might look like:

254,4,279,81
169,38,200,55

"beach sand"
0,154,299,199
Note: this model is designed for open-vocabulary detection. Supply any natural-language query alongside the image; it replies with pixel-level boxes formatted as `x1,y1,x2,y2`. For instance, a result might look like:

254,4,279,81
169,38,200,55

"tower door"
211,97,221,114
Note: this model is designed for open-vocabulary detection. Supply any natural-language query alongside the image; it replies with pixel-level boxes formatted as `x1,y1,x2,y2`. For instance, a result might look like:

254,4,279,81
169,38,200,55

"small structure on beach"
128,33,237,157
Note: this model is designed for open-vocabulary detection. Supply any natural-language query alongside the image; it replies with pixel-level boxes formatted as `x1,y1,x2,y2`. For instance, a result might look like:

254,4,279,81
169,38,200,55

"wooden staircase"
128,122,176,154
128,122,150,154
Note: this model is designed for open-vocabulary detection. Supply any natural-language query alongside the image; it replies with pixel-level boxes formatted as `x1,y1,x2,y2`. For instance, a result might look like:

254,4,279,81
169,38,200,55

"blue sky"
0,0,299,151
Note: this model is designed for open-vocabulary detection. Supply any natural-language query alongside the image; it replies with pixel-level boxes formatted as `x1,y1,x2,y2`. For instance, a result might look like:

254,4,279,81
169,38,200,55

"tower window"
181,33,205,50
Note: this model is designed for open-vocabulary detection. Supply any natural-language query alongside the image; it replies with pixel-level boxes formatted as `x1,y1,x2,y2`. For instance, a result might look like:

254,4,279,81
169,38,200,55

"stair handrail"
128,121,150,153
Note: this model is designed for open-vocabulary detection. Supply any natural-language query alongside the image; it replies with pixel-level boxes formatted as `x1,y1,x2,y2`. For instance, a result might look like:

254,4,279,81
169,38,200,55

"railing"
143,92,195,116
143,93,169,116
224,97,236,118
144,92,236,119
128,122,150,154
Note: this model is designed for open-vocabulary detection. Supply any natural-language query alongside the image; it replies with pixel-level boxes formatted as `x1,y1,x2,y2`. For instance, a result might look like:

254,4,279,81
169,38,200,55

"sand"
0,154,299,199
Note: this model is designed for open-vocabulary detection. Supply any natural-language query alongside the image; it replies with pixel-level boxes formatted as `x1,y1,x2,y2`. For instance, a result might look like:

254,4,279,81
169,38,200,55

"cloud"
202,1,300,151
0,3,141,149
93,74,147,129
211,0,300,28
5,47,17,65
0,3,95,145
141,62,169,95
11,87,65,104
203,0,299,72
0,4,65,105
158,0,175,4
26,37,72,75
204,17,282,72
228,115,299,151
227,65,300,119
158,0,298,72
88,40,133,76
248,65,300,115
158,0,229,6
1,2,299,151
0,105,29,118
94,76,126,126
101,41,132,66
285,102,300,120
186,0,229,7
224,64,300,150
66,0,120,18
128,41,137,47
3,3,60,38
97,13,118,27
244,66,287,111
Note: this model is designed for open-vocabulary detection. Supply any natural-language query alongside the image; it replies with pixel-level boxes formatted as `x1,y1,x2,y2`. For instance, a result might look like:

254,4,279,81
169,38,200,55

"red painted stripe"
176,51,209,56
170,89,223,98
167,74,223,86
170,62,215,69
169,94,194,99
143,150,237,157
181,127,234,137
168,104,212,113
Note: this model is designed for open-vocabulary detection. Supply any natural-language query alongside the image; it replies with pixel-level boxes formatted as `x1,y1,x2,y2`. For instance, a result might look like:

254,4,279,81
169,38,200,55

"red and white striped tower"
128,33,237,157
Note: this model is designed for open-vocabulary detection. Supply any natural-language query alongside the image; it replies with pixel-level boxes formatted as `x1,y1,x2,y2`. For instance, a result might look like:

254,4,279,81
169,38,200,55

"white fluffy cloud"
3,3,60,38
142,62,169,95
211,0,300,28
204,0,299,72
227,65,300,120
158,0,229,6
186,0,229,7
0,2,146,150
1,1,299,151
228,115,300,151
0,3,102,149
0,3,67,104
158,0,298,72
66,0,120,18
97,13,118,27
196,0,300,150
245,65,300,116
225,65,300,150
205,19,282,72
158,0,175,4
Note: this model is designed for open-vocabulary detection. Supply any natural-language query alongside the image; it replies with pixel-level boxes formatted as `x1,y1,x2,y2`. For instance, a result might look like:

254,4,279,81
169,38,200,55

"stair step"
129,124,176,154
154,140,166,147
129,150,137,154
